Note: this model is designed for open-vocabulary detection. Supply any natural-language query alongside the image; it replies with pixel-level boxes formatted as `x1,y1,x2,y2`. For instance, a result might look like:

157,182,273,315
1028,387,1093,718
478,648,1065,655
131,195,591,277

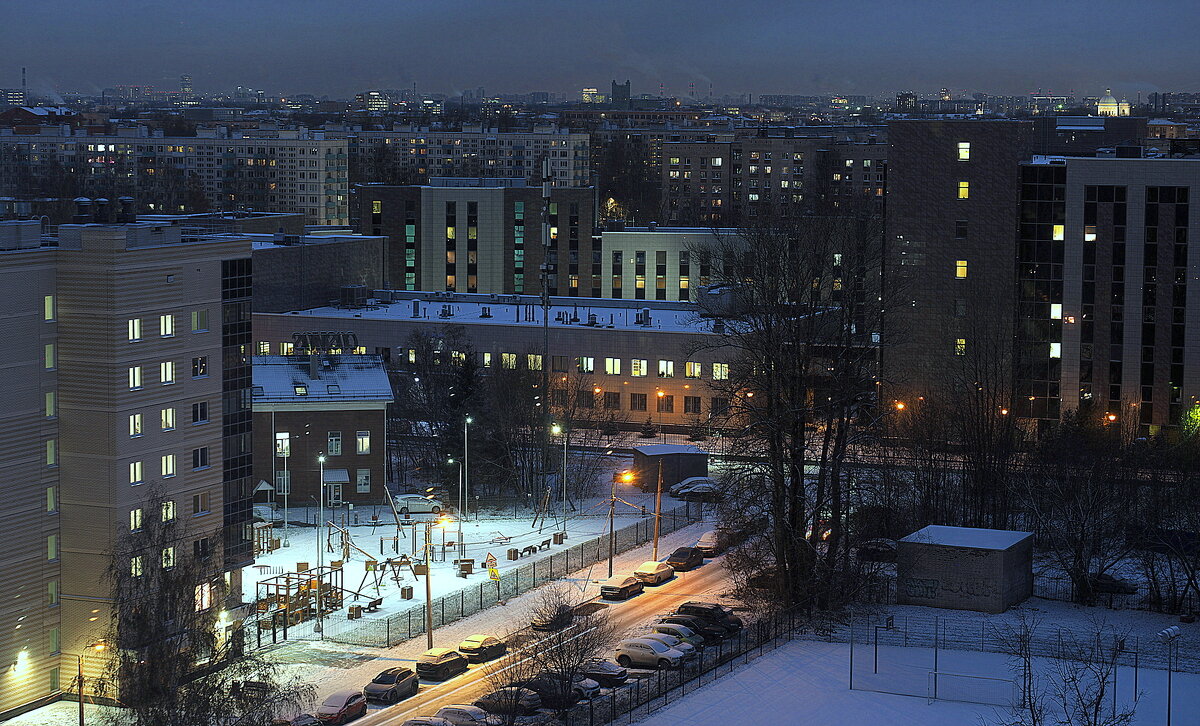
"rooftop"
251,354,393,404
900,525,1031,550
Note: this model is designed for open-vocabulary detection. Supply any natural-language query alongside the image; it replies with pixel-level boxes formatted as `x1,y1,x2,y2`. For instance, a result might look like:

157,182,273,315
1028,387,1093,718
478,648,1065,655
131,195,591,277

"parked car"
674,601,743,634
416,648,469,681
665,546,705,572
314,690,367,724
632,560,674,585
669,476,717,497
457,634,506,663
614,638,685,669
856,538,898,563
513,674,586,709
474,687,542,716
433,705,494,726
639,632,697,660
362,667,419,703
600,574,645,600
671,476,722,502
275,716,320,726
579,658,628,687
657,614,729,641
536,670,601,701
531,603,575,631
400,719,453,726
649,622,705,649
394,493,444,516
1088,573,1138,595
696,530,725,557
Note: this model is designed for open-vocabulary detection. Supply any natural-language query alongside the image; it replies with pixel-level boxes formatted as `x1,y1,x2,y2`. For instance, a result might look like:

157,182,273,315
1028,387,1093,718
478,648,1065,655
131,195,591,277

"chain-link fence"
300,503,700,648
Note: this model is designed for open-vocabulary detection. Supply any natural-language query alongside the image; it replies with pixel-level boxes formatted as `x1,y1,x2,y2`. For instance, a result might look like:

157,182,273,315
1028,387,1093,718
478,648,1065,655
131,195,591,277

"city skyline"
3,0,1198,99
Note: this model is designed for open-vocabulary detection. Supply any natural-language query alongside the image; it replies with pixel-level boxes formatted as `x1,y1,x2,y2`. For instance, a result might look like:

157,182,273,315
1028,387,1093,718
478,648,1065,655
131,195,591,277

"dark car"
415,648,469,681
599,575,645,600
1088,573,1138,595
665,547,705,572
362,667,419,704
457,634,507,663
314,690,367,724
657,614,730,641
530,604,574,632
514,672,598,708
579,658,628,687
474,687,542,716
674,601,743,634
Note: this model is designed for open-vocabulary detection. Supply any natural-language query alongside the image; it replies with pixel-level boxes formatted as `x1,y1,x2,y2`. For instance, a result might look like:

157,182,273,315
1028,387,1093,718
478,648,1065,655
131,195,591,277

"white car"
640,632,697,659
433,704,492,726
394,493,444,516
633,560,674,585
614,638,684,669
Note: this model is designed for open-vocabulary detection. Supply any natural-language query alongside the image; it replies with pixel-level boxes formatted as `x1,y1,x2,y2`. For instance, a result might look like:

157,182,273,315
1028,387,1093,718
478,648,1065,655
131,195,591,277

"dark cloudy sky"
3,0,1197,99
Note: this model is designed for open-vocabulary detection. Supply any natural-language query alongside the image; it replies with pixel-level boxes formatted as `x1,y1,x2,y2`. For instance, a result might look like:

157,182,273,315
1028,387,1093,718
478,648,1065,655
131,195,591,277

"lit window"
129,460,144,485
46,439,57,466
161,454,176,478
957,181,970,199
956,260,968,278
190,309,208,332
160,314,174,337
605,357,622,375
48,580,59,606
1050,342,1061,358
162,547,176,569
281,342,294,355
46,486,56,513
44,343,55,370
130,508,143,531
631,359,647,377
1084,226,1097,242
45,392,55,417
527,354,543,371
502,352,517,369
658,360,675,378
130,555,143,577
47,534,58,561
372,200,382,214
129,413,143,437
160,361,175,385
481,352,491,367
191,356,207,378
356,430,371,455
127,318,142,341
1051,303,1062,319
44,295,55,321
712,363,730,380
257,341,271,355
1053,224,1064,241
685,362,702,379
356,469,371,494
955,338,967,356
162,500,176,522
957,142,970,161
577,356,595,374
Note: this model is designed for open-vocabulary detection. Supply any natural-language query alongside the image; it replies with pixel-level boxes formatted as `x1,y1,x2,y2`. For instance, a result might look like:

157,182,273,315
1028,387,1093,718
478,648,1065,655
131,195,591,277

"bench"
521,545,538,557
364,598,383,613
539,539,552,551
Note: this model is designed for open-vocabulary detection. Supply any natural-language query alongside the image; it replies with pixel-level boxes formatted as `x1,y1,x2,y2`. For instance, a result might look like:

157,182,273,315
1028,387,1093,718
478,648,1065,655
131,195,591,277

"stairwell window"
127,318,142,341
957,142,971,161
955,338,967,356
957,181,970,199
160,314,175,337
956,260,968,279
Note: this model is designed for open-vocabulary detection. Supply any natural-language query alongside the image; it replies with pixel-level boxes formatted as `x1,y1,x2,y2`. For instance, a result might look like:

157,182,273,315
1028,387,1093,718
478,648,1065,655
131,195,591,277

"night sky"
3,0,1197,99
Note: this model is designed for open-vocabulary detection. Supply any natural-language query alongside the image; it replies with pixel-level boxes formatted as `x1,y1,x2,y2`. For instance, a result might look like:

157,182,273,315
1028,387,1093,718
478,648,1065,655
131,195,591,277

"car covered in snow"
633,560,674,585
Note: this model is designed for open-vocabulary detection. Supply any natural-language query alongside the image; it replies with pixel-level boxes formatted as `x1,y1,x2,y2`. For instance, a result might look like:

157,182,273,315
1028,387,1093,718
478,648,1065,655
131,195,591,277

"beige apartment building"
0,217,253,719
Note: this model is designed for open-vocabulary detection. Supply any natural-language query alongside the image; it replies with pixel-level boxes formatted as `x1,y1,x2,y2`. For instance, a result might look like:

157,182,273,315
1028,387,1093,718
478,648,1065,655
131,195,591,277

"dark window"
604,392,621,409
684,396,702,414
657,394,674,413
192,447,209,469
191,356,208,378
630,393,647,411
191,401,208,424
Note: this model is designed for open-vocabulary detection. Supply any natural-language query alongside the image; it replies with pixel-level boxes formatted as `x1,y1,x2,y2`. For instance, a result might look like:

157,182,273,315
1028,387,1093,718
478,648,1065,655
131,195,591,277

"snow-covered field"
641,638,1200,726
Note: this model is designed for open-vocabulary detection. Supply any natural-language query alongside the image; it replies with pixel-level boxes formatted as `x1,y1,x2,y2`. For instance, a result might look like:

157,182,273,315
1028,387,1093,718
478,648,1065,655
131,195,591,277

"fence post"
386,616,391,647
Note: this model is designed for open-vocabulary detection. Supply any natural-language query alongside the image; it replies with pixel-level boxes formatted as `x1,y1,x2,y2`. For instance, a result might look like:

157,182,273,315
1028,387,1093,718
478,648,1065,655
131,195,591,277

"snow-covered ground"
641,639,1200,726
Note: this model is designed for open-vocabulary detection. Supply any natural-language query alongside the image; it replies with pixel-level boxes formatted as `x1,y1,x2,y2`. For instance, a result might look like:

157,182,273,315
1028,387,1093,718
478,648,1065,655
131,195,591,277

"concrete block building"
896,525,1033,614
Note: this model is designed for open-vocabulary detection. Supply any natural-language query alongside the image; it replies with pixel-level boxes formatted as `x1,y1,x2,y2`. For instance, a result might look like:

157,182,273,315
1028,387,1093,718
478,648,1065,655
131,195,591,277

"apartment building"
1017,156,1200,432
347,124,590,188
0,125,349,226
661,131,888,225
351,179,596,296
0,216,252,719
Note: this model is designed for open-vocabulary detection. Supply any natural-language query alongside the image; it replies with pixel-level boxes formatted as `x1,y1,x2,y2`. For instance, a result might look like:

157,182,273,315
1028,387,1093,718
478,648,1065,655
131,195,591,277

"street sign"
486,552,499,580
488,567,500,581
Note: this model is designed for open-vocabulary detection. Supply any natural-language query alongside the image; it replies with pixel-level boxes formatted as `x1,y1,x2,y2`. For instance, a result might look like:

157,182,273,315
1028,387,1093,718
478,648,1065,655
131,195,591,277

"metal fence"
305,503,700,648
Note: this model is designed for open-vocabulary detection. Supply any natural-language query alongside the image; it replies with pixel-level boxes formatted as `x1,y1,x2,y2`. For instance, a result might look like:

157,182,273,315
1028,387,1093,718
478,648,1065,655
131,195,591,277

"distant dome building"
1096,89,1130,117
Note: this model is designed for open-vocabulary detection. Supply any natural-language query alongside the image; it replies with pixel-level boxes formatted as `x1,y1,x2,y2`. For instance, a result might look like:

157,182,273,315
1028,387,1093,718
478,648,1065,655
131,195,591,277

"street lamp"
316,453,326,638
607,464,640,579
550,422,567,532
462,415,473,523
448,456,466,559
75,640,106,726
422,514,454,650
656,390,666,442
1158,626,1182,726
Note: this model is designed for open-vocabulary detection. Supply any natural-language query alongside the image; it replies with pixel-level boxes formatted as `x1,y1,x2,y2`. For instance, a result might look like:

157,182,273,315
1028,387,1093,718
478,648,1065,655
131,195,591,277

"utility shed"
631,444,708,492
896,525,1033,614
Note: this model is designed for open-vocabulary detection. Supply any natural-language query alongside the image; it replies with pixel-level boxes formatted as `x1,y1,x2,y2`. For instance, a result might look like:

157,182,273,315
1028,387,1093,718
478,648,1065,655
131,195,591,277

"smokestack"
117,196,135,223
71,197,92,224
93,197,111,223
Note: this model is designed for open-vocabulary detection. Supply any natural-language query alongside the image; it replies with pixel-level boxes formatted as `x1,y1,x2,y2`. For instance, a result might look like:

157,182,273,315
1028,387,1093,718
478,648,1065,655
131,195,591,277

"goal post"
927,670,1022,708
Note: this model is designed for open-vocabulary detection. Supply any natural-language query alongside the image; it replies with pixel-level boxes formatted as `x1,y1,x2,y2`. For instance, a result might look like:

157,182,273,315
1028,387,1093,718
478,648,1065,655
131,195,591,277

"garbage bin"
553,532,565,546
507,548,519,561
401,586,414,600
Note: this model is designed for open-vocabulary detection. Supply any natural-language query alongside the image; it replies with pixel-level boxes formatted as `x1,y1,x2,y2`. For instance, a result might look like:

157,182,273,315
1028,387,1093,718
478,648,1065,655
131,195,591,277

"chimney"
309,353,321,380
93,198,111,223
71,197,92,224
117,196,136,223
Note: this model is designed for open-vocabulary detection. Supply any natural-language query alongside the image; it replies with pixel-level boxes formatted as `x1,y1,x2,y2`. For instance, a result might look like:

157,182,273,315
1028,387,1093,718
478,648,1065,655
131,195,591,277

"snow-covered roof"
252,354,392,404
633,444,707,456
900,525,1031,551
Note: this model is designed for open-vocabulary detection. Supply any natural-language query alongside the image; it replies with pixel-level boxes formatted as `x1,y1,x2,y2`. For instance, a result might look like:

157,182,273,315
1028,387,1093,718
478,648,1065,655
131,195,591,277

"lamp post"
1158,626,1182,726
423,515,452,650
448,456,465,559
75,640,106,726
656,389,666,443
463,415,472,522
609,467,637,578
551,422,568,532
316,453,326,638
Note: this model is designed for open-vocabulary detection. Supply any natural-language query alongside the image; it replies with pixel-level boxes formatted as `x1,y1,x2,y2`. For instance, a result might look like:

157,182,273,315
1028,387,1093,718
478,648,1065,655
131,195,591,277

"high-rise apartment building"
0,126,349,226
351,179,596,296
0,215,252,719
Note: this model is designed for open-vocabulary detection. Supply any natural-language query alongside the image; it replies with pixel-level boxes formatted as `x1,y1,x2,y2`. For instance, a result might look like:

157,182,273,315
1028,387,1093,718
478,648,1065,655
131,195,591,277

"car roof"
636,560,667,569
324,688,363,701
603,574,637,584
437,704,485,715
462,633,492,642
669,546,697,555
422,647,457,657
623,637,664,647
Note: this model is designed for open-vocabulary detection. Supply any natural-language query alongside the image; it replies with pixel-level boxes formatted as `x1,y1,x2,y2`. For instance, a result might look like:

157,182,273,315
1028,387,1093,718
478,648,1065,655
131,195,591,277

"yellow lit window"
955,338,967,356
372,200,382,214
957,181,970,199
1053,224,1064,241
957,142,970,161
956,260,968,278
1084,225,1097,242
1049,342,1061,358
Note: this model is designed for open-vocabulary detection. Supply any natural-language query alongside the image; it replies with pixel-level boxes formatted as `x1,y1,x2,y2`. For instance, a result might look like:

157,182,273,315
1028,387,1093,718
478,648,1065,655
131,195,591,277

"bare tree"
94,489,312,726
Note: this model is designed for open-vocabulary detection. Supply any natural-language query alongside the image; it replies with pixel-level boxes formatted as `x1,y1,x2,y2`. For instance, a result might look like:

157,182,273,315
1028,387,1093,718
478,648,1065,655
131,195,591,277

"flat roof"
900,525,1031,550
252,354,392,404
633,444,707,456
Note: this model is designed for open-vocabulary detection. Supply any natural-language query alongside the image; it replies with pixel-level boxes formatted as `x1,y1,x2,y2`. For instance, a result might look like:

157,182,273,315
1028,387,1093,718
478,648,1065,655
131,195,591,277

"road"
353,555,735,725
